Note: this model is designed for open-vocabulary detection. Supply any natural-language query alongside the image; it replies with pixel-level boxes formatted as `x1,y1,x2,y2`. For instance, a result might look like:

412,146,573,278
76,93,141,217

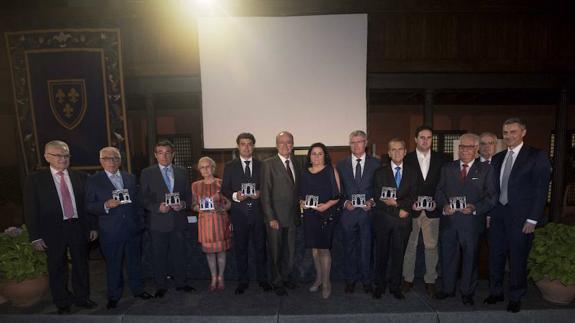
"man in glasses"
24,140,98,314
85,147,152,309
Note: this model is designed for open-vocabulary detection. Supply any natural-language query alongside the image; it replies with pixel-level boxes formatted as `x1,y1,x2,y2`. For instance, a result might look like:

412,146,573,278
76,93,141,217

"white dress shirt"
416,149,431,180
278,154,295,183
351,153,367,177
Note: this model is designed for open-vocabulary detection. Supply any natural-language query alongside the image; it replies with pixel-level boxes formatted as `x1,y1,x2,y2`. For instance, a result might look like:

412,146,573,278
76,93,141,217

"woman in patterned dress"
192,156,232,290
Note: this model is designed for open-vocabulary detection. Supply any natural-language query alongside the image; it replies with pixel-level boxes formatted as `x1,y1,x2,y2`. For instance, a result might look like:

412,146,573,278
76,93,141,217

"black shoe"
57,306,71,314
345,282,356,294
75,299,97,309
235,283,248,295
425,283,436,297
176,285,196,292
363,283,373,294
275,287,288,296
106,300,118,309
259,281,273,292
154,289,168,298
372,286,384,299
134,292,153,300
435,291,455,300
401,280,413,293
507,301,521,313
391,290,405,300
284,281,297,290
462,295,474,306
483,294,504,304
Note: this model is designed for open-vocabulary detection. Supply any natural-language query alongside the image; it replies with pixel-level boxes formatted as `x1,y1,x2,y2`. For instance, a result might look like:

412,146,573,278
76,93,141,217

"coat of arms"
48,79,87,130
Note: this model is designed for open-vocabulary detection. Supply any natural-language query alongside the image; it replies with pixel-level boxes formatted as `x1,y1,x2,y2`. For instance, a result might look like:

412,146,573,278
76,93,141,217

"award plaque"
112,189,132,204
416,196,434,211
351,194,366,208
199,197,215,211
241,183,256,197
304,195,319,209
449,196,467,211
165,192,181,207
380,187,397,200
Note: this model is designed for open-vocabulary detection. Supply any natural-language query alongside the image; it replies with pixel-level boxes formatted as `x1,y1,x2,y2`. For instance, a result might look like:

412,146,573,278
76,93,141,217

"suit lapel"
509,145,528,180
155,165,169,193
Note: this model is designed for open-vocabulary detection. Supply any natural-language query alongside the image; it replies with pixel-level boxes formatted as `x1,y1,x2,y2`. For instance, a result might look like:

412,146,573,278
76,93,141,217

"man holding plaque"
222,133,272,295
484,118,551,313
139,140,194,298
336,130,380,294
372,138,417,300
435,133,496,305
85,147,152,309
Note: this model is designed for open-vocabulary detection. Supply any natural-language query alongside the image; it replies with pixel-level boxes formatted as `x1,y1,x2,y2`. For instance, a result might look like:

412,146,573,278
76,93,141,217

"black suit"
221,158,268,285
139,164,191,289
403,151,447,219
372,163,417,292
24,169,94,308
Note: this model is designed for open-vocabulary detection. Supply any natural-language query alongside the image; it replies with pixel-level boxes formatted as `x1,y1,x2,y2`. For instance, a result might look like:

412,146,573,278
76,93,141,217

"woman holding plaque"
298,143,341,299
192,156,232,291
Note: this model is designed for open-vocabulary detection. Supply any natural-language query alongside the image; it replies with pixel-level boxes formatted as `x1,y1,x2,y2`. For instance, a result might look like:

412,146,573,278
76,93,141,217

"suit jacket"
221,158,263,218
373,164,418,219
336,154,380,214
490,144,551,223
404,150,447,218
23,169,93,244
139,164,191,232
85,170,143,242
260,155,301,227
435,160,497,229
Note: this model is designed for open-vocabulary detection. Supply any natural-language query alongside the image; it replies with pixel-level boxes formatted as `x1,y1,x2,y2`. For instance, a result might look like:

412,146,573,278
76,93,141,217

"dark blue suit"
488,144,551,302
85,171,145,301
336,155,380,284
435,160,496,297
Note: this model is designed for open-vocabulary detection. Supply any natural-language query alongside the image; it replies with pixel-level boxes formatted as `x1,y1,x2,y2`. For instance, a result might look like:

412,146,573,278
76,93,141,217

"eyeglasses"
100,157,121,162
47,153,70,159
350,140,366,145
459,145,477,150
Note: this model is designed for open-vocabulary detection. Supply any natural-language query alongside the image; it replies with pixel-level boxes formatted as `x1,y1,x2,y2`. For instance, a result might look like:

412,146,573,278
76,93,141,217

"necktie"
394,166,402,188
244,160,251,178
355,158,362,184
499,150,514,205
111,173,123,190
57,171,74,219
163,167,173,193
460,164,468,184
285,160,294,184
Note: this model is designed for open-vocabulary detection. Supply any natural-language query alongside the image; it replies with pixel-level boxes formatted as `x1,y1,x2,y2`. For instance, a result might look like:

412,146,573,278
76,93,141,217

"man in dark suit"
434,133,496,306
139,140,194,298
85,147,152,309
24,140,98,314
222,133,272,295
484,118,551,313
261,131,301,296
372,138,417,300
336,130,380,294
402,126,447,296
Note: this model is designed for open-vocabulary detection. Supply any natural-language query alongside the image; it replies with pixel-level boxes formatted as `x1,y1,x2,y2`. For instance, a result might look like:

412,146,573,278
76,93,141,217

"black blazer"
221,158,263,217
373,164,418,219
23,169,93,244
403,150,448,218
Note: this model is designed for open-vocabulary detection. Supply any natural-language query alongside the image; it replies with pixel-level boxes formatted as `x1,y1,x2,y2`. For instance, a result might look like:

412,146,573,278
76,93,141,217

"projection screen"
198,14,367,149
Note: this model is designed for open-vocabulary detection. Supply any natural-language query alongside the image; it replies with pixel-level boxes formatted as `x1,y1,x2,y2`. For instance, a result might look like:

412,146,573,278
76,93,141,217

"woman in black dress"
299,143,341,299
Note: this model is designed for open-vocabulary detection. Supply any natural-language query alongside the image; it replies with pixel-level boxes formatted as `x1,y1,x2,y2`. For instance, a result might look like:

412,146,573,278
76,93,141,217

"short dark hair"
236,132,256,145
415,125,434,138
503,117,527,130
306,142,332,167
155,140,175,152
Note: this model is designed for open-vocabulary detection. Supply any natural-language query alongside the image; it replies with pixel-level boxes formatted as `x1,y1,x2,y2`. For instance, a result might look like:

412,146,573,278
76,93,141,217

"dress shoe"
345,282,356,294
235,283,248,295
507,301,521,313
154,289,168,298
483,294,504,304
106,300,118,309
363,283,373,294
462,295,474,306
284,281,297,290
176,285,196,292
75,299,97,309
57,306,71,314
259,281,273,292
134,292,153,300
425,283,436,297
434,291,455,300
275,286,288,296
401,281,413,293
391,290,405,300
372,287,384,299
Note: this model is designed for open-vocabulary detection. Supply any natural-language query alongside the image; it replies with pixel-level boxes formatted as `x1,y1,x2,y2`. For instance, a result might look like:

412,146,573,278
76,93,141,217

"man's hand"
522,221,536,234
269,220,280,230
382,198,397,207
32,239,47,251
236,191,247,201
89,230,98,241
253,190,261,199
462,203,476,215
443,205,455,216
105,199,121,209
171,201,184,212
159,203,171,213
399,209,409,218
345,201,355,211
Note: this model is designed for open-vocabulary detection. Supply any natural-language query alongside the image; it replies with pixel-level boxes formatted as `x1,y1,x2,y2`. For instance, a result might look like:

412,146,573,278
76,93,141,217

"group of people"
23,117,550,314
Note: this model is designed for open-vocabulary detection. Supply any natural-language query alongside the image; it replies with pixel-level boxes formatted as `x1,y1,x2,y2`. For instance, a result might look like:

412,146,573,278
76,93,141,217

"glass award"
304,195,319,209
165,192,181,207
416,196,434,211
112,189,132,204
199,197,215,211
351,194,366,208
380,187,397,200
241,183,256,197
449,196,467,211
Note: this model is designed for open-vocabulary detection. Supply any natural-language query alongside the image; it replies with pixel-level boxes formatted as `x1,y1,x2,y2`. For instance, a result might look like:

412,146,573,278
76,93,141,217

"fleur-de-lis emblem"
48,79,87,130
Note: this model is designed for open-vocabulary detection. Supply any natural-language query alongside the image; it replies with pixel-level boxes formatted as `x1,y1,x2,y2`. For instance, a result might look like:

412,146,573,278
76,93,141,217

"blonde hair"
198,156,216,173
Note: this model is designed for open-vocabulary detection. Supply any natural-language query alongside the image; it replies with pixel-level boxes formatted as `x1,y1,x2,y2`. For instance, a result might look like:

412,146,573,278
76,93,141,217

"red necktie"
460,164,468,184
57,171,74,219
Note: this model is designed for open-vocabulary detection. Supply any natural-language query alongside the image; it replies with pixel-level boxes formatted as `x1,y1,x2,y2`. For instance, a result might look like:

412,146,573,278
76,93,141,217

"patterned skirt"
198,210,232,253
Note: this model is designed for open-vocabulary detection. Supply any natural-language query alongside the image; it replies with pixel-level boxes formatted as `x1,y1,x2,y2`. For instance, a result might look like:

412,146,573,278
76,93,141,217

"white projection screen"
198,14,367,149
